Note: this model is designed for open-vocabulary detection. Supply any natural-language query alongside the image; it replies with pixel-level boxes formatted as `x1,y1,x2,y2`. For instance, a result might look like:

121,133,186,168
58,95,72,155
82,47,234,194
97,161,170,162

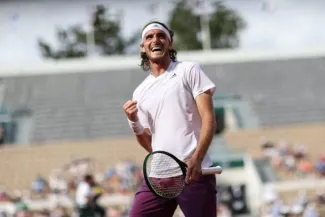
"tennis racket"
143,150,222,199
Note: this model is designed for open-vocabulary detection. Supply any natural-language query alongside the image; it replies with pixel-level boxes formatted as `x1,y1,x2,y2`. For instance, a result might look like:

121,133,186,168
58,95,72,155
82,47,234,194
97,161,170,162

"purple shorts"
129,174,217,217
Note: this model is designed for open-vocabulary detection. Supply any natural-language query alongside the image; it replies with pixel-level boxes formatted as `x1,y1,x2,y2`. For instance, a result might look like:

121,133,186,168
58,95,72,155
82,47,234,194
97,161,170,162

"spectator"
294,190,308,208
284,155,296,172
15,210,31,217
291,204,304,216
49,170,67,194
260,136,274,149
294,144,307,160
260,137,276,158
32,176,48,196
217,204,231,217
303,203,319,217
316,189,325,205
12,195,29,215
75,174,105,217
0,210,6,217
0,188,10,202
107,207,122,217
316,155,325,176
50,207,69,217
278,140,289,157
298,159,313,178
270,199,284,217
104,168,116,181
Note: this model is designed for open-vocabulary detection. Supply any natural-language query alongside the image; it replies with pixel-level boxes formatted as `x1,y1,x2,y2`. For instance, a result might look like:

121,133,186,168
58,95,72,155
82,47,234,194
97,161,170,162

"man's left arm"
184,63,217,184
192,90,216,163
185,91,216,184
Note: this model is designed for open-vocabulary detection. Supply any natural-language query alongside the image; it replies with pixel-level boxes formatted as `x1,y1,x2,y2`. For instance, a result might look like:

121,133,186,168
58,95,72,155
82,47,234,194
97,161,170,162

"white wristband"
128,119,145,135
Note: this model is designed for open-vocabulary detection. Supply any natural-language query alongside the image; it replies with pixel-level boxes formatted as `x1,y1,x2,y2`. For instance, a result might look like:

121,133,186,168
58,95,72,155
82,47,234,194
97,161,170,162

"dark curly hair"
140,21,177,71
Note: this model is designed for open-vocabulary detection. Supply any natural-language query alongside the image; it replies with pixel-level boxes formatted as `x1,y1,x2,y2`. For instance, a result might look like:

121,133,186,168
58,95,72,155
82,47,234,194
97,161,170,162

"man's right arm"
136,129,152,153
123,100,152,153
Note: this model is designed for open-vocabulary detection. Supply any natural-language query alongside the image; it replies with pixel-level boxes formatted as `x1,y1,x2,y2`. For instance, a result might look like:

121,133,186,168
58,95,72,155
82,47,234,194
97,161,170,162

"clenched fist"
123,100,139,122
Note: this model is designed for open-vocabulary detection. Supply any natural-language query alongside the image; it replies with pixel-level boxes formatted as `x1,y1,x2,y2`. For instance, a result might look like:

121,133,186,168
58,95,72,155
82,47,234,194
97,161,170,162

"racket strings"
146,153,186,198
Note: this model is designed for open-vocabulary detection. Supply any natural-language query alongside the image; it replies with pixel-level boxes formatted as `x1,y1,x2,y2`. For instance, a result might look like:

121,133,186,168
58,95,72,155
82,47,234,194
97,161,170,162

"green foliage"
38,5,140,60
168,2,202,50
38,2,246,59
168,0,246,50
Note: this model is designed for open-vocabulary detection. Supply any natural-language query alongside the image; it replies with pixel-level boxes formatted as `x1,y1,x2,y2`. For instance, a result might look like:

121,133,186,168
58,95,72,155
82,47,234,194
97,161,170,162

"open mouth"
151,46,163,53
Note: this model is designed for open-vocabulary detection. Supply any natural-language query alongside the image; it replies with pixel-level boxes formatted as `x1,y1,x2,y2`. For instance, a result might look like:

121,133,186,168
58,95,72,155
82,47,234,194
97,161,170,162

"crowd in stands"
259,137,325,217
0,157,233,217
260,188,325,217
260,137,325,179
2,137,325,217
0,158,142,217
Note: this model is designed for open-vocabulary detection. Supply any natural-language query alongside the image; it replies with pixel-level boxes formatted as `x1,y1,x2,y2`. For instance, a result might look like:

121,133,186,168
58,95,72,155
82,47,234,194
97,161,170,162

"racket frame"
143,151,187,199
143,150,223,199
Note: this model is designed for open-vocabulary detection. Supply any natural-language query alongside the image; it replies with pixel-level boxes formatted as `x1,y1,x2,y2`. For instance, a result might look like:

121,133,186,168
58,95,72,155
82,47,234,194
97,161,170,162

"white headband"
141,23,171,42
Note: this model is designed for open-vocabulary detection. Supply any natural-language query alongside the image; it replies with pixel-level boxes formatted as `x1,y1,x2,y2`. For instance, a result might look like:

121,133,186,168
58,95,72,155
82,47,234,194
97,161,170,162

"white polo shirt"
133,61,216,171
75,181,92,207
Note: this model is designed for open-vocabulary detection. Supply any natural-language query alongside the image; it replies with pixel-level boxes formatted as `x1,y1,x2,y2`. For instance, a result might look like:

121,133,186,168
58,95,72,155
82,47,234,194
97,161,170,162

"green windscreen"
214,106,225,134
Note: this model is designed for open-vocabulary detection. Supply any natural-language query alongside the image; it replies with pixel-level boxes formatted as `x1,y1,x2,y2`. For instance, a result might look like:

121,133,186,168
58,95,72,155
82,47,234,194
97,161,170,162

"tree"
38,5,140,60
168,0,246,50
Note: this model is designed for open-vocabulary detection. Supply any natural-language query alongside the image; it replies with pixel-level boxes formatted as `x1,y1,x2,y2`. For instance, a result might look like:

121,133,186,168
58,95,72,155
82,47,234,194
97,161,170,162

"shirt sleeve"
132,92,150,129
186,63,216,99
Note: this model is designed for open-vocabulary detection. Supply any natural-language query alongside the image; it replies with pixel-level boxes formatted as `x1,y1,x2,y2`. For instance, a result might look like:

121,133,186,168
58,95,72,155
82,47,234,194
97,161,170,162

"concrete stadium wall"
244,155,264,214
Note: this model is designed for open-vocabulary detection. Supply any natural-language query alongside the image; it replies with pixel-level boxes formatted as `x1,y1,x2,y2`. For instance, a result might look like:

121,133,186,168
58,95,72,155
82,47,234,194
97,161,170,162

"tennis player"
123,21,217,217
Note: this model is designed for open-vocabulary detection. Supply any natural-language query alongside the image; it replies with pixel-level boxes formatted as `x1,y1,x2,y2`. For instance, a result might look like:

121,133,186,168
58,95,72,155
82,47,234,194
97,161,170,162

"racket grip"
202,166,223,175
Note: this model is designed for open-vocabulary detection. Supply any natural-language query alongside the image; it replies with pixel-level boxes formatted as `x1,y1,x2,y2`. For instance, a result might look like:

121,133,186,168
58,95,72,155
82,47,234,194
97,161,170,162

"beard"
146,48,170,63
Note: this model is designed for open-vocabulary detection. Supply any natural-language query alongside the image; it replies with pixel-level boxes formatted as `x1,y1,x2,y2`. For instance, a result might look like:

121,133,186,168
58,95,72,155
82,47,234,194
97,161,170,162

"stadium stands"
1,49,325,217
0,124,324,216
1,49,325,144
225,124,325,216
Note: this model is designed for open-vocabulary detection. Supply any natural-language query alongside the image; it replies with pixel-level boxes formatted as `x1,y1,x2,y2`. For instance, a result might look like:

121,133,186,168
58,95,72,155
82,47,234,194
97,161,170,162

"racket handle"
202,166,223,175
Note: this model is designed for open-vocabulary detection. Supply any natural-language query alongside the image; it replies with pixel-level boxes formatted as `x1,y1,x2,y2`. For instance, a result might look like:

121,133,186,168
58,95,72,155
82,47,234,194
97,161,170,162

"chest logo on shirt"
162,72,177,84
